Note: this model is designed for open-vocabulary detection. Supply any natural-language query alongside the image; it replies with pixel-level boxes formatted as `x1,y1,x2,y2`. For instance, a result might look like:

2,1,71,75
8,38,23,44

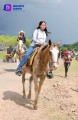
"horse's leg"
33,76,45,109
22,72,26,98
38,76,45,101
27,75,33,99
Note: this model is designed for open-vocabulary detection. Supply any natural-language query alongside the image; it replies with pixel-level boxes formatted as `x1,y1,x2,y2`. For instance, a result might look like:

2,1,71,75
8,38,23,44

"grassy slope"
69,59,78,72
0,51,6,60
0,35,32,60
54,58,78,75
0,35,31,48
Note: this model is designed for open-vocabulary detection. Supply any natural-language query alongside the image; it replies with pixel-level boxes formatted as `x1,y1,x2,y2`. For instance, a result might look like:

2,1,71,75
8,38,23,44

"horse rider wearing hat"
18,31,26,43
11,31,27,56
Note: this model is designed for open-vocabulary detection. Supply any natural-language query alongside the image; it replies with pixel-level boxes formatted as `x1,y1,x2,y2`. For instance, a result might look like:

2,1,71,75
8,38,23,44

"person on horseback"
63,49,72,77
16,21,50,76
11,31,27,56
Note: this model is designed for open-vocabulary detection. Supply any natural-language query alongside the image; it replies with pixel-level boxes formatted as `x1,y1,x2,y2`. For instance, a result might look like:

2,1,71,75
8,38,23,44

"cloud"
49,0,63,4
57,0,63,3
28,0,63,4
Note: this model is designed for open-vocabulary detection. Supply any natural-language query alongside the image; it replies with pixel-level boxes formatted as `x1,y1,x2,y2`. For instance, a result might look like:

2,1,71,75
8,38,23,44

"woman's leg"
64,62,68,77
16,46,34,72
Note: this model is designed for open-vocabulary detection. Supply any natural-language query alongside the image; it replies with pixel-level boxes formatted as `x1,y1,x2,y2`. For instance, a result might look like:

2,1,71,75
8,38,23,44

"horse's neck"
20,48,25,53
16,46,25,53
39,46,50,65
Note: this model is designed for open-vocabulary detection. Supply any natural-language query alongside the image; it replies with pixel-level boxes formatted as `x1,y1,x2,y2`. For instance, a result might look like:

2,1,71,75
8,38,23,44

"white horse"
16,40,26,66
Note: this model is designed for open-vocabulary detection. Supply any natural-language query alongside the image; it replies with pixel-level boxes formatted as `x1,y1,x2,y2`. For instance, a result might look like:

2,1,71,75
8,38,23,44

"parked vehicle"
3,54,16,62
0,46,6,51
75,54,78,60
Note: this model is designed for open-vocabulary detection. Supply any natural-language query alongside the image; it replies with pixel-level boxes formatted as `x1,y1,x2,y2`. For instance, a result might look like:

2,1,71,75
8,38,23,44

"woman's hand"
38,41,42,46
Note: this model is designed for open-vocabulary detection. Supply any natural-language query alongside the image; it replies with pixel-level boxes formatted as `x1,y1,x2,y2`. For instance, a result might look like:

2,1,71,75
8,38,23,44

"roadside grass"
0,35,31,48
53,58,78,77
0,51,6,60
69,58,78,72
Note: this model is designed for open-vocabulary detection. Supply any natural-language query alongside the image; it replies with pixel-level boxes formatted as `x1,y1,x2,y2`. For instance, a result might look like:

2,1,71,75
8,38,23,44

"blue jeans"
16,46,34,72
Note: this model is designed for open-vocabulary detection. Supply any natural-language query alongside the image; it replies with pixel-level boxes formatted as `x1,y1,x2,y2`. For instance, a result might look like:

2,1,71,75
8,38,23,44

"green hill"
0,35,32,48
59,42,78,52
0,35,78,51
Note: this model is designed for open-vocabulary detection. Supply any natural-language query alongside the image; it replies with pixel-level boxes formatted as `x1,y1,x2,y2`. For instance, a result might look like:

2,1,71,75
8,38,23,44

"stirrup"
16,70,22,76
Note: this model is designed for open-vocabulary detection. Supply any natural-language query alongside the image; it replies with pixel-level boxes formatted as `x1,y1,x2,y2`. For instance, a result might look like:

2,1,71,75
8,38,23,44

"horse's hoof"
23,95,26,98
27,94,31,99
33,105,38,110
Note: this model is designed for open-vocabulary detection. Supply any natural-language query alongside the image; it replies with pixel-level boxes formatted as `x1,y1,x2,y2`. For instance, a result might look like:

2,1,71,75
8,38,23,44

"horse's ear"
48,39,52,46
56,40,62,46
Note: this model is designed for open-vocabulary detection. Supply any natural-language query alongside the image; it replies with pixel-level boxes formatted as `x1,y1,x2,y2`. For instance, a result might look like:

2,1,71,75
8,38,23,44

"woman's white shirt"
31,29,46,46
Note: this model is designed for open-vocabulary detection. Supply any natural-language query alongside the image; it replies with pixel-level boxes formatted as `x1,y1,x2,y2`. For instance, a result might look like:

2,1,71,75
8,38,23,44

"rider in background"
63,50,72,77
11,31,27,56
7,45,13,54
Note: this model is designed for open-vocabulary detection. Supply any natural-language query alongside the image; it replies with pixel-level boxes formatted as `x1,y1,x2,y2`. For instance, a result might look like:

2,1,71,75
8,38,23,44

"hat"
19,30,25,34
64,50,69,54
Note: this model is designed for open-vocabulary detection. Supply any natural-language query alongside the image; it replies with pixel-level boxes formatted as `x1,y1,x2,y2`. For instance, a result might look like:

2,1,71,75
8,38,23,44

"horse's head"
18,40,24,52
50,40,61,70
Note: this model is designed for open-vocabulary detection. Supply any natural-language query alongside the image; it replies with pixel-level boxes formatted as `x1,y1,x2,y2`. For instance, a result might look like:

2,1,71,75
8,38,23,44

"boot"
47,71,54,79
16,70,22,76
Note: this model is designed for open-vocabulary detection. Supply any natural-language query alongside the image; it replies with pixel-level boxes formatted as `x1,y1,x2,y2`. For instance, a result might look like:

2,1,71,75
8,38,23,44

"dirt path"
0,59,78,120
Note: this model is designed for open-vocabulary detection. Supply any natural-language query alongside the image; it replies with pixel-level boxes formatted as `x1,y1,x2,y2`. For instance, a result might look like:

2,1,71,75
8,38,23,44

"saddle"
27,44,48,66
27,48,39,66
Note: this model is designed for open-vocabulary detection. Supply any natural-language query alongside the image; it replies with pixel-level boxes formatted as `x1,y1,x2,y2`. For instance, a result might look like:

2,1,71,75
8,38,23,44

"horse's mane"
39,44,50,65
41,44,48,51
41,40,51,51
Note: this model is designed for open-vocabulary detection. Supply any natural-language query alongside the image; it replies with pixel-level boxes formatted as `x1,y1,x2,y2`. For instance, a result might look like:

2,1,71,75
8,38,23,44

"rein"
38,58,57,76
52,61,59,64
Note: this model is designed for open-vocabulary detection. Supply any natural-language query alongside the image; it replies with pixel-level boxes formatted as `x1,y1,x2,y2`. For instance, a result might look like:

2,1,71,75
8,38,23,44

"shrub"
0,35,32,48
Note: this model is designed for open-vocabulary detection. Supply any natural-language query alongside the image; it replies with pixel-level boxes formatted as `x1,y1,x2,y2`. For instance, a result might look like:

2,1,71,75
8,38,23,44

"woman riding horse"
16,21,51,76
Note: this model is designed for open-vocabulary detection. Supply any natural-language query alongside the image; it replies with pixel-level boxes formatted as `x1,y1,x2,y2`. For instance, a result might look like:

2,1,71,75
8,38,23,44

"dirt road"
0,59,78,120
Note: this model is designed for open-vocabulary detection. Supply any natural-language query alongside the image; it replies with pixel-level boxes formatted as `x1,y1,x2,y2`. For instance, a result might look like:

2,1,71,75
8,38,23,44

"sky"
0,0,78,44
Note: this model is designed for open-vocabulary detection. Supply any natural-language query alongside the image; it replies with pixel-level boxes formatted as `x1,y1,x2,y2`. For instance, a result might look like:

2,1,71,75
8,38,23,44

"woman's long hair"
37,21,51,36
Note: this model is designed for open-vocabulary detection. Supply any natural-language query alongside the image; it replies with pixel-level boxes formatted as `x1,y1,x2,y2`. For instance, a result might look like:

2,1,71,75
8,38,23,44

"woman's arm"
32,29,38,43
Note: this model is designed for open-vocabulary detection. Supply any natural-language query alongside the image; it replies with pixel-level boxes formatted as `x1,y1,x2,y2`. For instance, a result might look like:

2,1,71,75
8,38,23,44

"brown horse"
20,40,61,109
